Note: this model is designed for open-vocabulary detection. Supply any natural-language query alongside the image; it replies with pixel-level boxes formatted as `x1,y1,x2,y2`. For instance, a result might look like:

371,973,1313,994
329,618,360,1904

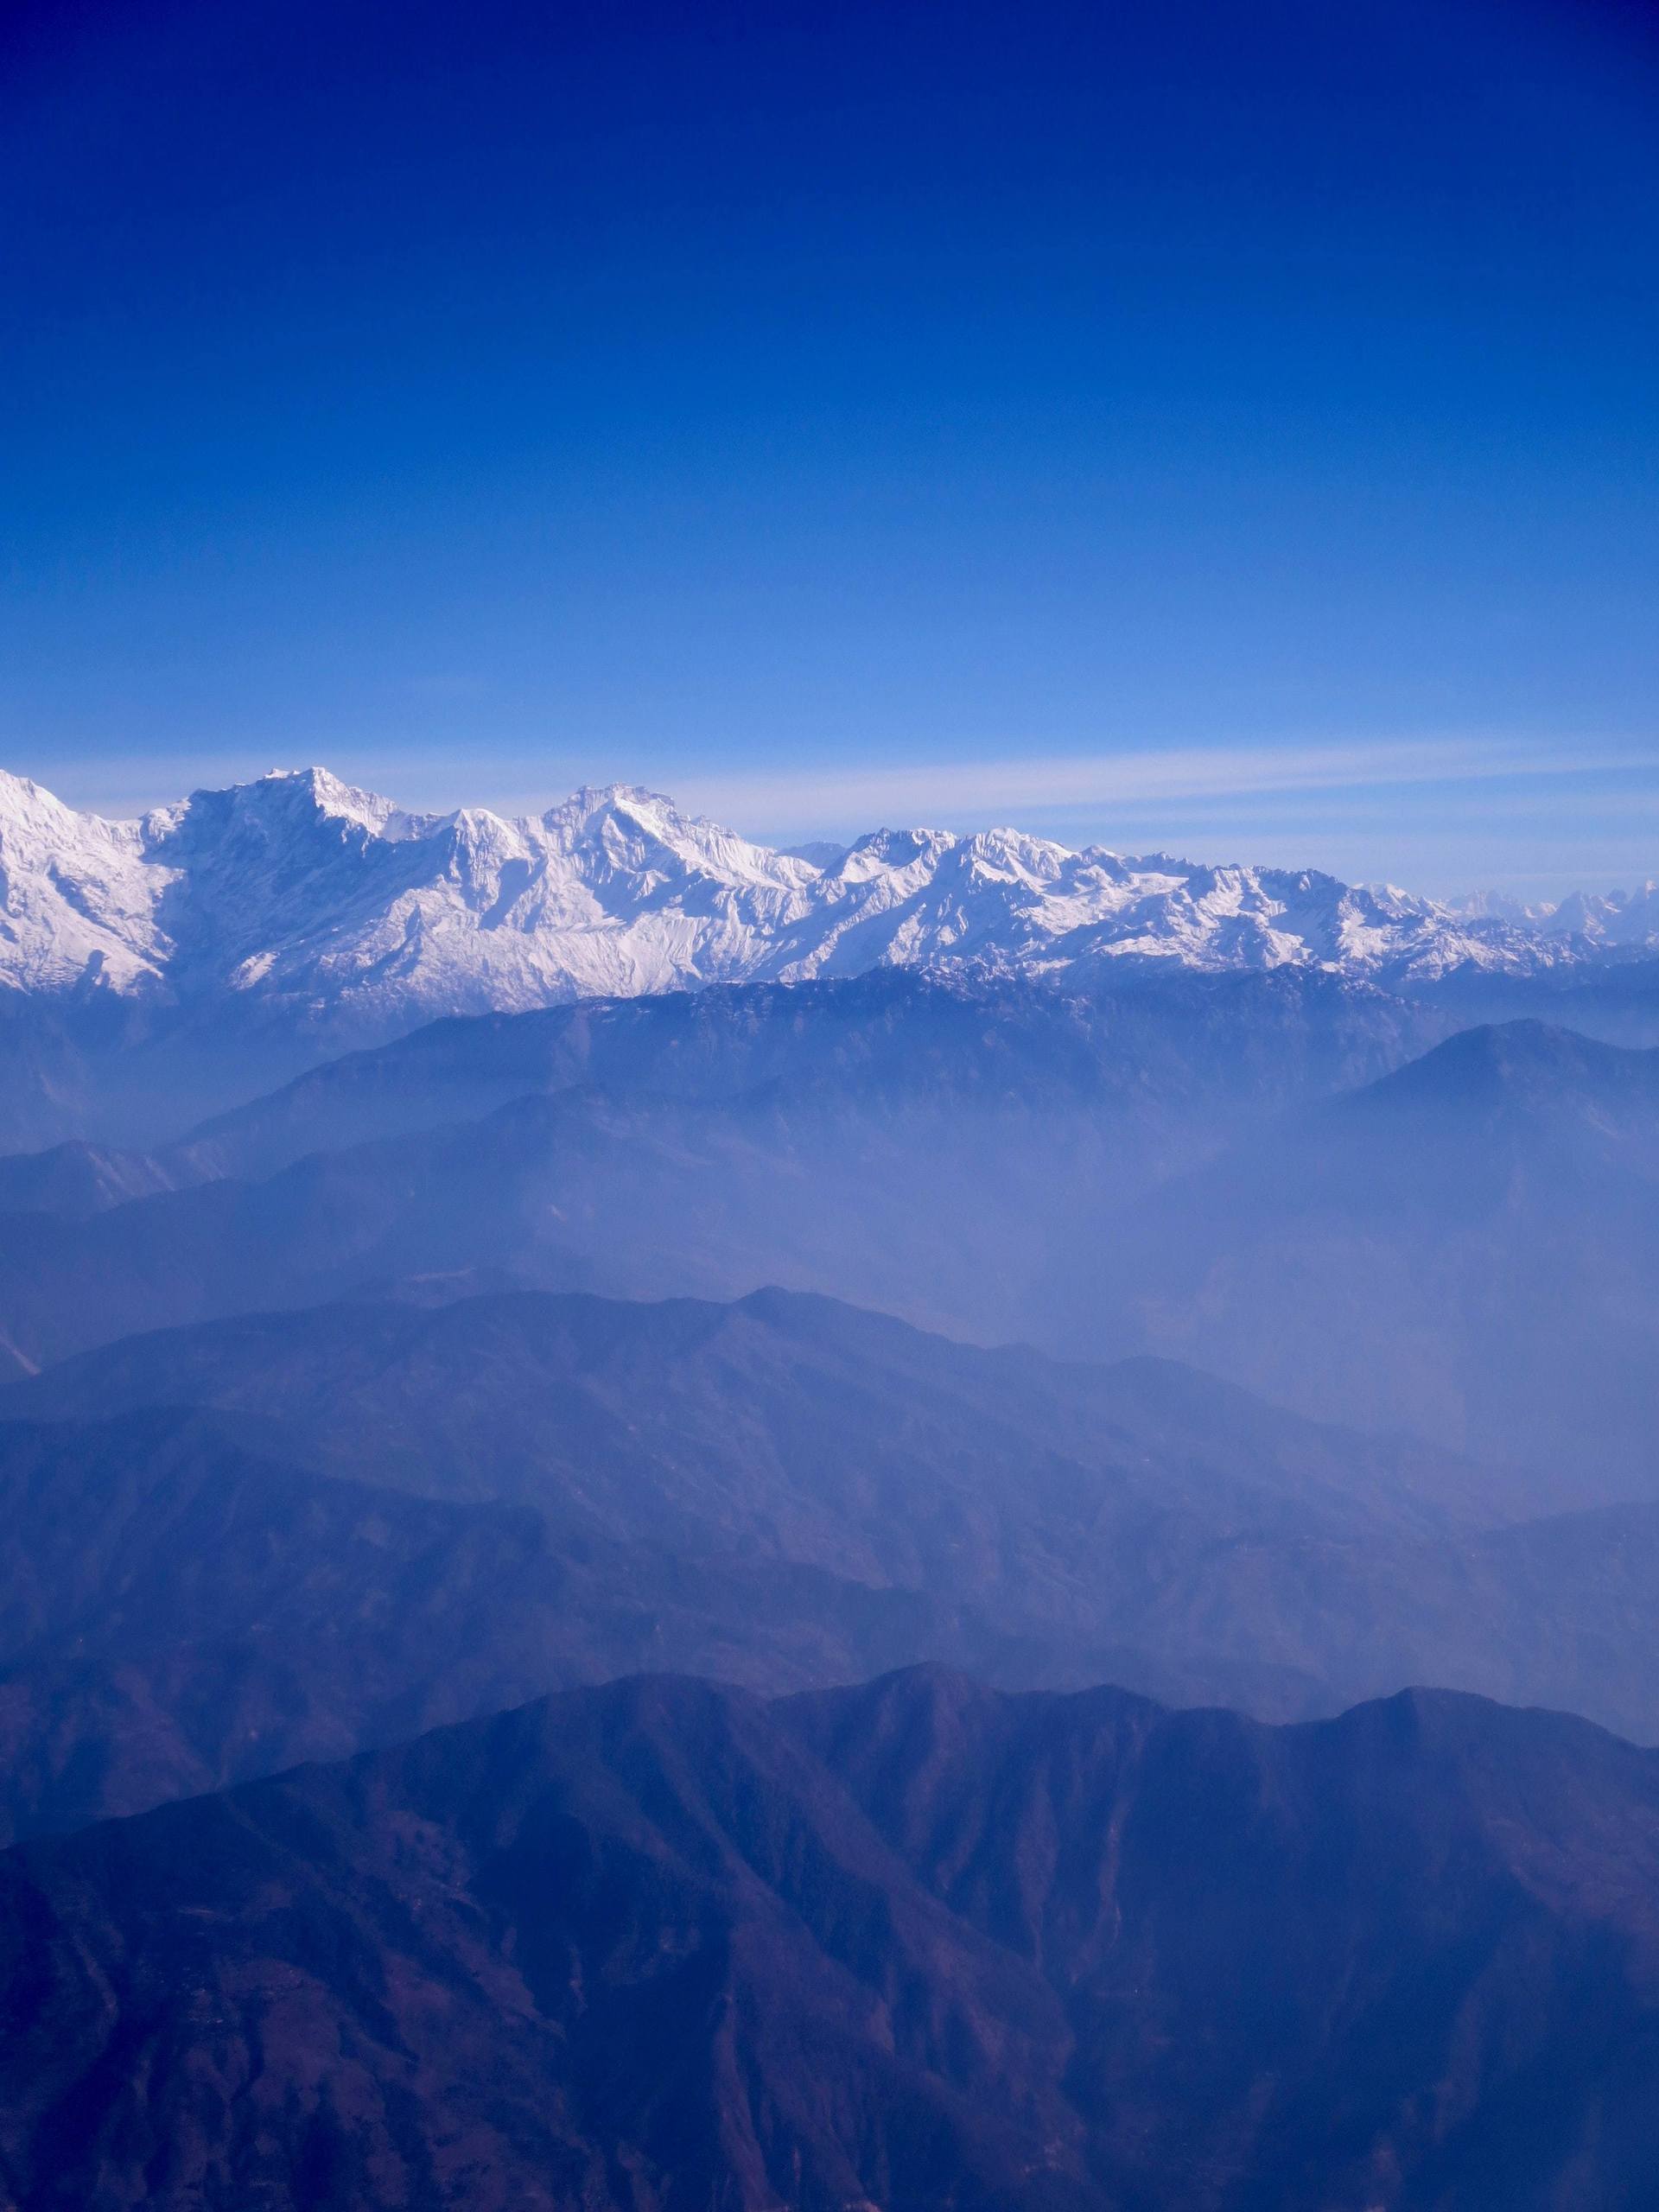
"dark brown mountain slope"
0,1407,1066,1847
7,1286,1659,1848
3,1668,1659,2210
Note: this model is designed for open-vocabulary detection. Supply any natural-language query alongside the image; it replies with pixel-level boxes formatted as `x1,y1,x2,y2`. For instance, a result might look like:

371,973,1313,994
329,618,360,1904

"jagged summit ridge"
0,762,1649,1029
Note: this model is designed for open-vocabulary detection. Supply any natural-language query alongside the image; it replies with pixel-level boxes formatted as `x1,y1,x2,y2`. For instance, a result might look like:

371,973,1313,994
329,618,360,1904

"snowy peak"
539,783,817,895
0,764,1653,1035
1543,882,1659,946
1451,880,1659,946
143,765,397,847
0,770,161,995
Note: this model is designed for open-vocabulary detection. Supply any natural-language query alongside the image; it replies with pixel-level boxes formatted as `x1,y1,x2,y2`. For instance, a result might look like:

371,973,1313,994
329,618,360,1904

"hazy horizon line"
14,733,1657,903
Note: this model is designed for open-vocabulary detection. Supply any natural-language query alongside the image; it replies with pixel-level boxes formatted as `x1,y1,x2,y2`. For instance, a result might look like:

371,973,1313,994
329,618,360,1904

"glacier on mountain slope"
0,764,1652,1032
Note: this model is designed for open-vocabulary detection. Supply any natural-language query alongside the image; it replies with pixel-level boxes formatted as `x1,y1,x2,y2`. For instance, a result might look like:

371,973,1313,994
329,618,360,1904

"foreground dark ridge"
3,1664,1659,2211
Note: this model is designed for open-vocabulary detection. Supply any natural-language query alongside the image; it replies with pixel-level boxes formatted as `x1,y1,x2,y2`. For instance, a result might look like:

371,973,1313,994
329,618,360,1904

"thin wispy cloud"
31,732,1658,902
670,737,1658,841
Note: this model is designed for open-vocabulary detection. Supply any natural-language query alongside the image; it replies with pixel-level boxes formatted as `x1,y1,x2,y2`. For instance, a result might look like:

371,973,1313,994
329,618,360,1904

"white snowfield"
0,764,1654,1024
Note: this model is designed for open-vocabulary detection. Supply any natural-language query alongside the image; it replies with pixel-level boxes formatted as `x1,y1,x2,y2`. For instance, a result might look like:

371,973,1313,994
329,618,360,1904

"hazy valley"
0,774,1656,2207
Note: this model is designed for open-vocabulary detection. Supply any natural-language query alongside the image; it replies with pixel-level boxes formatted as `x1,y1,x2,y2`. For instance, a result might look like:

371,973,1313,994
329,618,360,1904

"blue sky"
3,0,1656,893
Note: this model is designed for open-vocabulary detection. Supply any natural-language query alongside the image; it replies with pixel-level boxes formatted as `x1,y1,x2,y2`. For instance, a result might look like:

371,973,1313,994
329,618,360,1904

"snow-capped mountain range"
1,765,1655,1032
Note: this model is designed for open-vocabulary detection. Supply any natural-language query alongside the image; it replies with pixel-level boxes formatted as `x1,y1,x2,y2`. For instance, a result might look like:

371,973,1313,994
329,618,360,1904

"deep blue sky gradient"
3,0,1656,889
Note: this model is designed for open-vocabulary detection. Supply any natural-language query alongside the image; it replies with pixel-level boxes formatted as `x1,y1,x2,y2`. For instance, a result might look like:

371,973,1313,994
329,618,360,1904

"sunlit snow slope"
1,765,1651,1032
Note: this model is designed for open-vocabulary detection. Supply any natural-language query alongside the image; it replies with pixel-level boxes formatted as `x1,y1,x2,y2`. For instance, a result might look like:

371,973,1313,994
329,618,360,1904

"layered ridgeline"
1,990,1655,1489
3,762,1658,1142
4,1665,1659,2210
4,1287,1659,1852
0,967,1442,1363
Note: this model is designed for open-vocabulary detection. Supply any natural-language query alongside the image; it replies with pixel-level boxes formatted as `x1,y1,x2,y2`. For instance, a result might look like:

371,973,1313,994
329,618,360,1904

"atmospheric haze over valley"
1,753,1659,2202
